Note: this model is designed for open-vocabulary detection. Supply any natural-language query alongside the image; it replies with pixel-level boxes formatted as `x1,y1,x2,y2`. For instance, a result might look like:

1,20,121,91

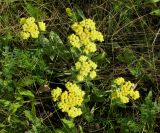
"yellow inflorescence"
75,55,97,81
51,87,62,102
38,21,46,31
114,77,125,86
68,19,104,54
51,82,85,118
111,77,140,103
68,34,81,48
20,17,46,40
51,19,103,118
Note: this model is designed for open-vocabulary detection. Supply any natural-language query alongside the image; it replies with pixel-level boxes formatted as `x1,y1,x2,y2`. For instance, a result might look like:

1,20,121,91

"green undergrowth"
0,0,160,132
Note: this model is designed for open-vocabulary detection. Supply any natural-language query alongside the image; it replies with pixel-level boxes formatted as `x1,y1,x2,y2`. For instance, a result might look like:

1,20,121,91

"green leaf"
18,89,35,98
24,2,45,18
79,125,84,133
117,48,136,64
81,104,94,122
0,100,22,113
92,86,105,97
0,99,11,107
47,31,69,60
118,118,140,133
0,129,6,133
93,52,109,64
151,9,160,16
18,76,35,87
49,31,63,45
10,103,22,113
91,87,106,102
0,124,5,128
145,0,160,3
61,119,75,129
74,6,85,20
128,67,141,77
55,129,65,133
24,110,34,122
145,91,152,102
24,110,42,131
139,91,160,129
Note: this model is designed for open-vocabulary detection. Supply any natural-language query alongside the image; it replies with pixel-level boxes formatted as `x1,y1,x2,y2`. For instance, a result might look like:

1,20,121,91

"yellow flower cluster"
38,21,46,31
68,19,104,54
51,87,62,102
51,82,85,118
51,19,103,118
111,77,140,103
20,17,46,40
75,55,97,81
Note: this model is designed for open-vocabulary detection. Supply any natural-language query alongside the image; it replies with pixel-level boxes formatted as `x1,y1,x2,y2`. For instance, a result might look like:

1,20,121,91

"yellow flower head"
89,70,97,79
68,18,104,54
111,77,140,104
88,60,97,69
20,17,46,40
67,107,82,118
51,82,85,118
75,56,97,81
130,90,140,100
51,87,62,102
68,34,81,48
76,74,84,81
30,30,39,38
114,77,125,86
79,55,88,62
25,17,35,24
20,31,30,40
83,42,97,54
38,21,46,31
79,19,96,31
20,18,26,24
120,96,129,103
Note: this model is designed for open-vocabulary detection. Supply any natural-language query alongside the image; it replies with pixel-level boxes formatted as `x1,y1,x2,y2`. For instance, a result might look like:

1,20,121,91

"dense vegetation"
0,0,160,132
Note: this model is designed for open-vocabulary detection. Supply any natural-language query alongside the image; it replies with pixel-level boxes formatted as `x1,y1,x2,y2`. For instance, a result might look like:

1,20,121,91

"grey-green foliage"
118,118,140,133
23,0,46,19
55,119,82,133
0,46,15,93
140,91,160,131
151,9,160,16
41,31,70,61
145,0,160,3
115,91,160,133
24,110,51,133
0,45,48,132
0,47,47,92
0,88,35,132
117,48,136,64
145,0,160,16
0,83,50,133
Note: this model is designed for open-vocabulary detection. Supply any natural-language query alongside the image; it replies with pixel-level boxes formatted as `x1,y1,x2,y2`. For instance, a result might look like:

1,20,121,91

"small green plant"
51,18,104,120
